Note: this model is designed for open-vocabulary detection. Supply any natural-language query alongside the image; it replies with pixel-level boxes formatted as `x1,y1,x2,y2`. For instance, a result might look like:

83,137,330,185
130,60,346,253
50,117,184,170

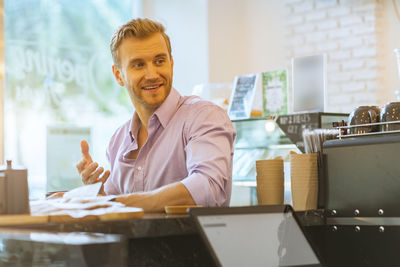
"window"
4,0,139,199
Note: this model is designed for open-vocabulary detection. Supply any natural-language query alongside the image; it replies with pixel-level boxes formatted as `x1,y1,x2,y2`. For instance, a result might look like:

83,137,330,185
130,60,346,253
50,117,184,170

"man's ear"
170,56,174,76
112,65,125,87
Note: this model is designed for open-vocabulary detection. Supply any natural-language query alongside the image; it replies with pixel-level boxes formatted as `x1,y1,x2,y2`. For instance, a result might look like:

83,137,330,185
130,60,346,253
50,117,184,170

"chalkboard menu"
228,74,258,120
276,113,347,153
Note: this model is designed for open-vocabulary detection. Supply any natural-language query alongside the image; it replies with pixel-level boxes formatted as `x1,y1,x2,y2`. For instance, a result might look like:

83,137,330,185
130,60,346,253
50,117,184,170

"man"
76,18,236,212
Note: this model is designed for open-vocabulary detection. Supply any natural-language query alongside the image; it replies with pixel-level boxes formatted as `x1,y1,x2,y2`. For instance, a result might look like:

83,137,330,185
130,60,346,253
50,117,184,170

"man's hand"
76,140,110,187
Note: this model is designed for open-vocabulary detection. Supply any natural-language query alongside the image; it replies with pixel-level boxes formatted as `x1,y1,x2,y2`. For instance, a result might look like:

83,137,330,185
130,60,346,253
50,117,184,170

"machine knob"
355,226,361,232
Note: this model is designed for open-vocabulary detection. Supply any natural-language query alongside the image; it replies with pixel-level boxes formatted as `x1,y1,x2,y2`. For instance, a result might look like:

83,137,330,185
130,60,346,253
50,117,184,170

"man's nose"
144,64,158,79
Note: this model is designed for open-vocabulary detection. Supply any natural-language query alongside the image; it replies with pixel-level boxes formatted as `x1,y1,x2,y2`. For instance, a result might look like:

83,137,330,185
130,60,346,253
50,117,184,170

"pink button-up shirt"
103,88,236,206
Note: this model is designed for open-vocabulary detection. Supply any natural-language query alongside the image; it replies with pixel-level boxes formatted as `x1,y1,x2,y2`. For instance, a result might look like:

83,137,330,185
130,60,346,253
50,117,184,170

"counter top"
2,210,325,238
4,213,196,238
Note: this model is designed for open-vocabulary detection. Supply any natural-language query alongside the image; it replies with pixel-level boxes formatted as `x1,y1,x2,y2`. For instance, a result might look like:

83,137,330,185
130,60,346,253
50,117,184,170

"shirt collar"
128,88,181,140
129,112,140,142
153,87,181,129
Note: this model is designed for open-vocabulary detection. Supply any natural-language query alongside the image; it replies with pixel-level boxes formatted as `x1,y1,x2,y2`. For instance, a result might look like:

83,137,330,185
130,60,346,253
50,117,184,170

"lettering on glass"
6,42,125,110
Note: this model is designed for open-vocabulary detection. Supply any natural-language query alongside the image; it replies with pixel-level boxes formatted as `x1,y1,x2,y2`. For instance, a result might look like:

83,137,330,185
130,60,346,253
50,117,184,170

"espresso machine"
300,134,400,266
0,160,30,214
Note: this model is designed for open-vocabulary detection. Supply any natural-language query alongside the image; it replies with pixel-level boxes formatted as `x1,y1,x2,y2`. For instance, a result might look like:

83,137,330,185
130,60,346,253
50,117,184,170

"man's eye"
133,62,144,68
155,59,165,65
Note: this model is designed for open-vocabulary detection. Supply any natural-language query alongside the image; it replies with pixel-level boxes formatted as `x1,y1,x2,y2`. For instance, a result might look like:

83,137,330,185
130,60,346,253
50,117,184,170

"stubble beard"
130,80,172,111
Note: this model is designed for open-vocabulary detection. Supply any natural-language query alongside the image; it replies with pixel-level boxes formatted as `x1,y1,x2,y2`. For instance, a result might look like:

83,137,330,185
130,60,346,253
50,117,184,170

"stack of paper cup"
256,158,284,205
290,153,318,211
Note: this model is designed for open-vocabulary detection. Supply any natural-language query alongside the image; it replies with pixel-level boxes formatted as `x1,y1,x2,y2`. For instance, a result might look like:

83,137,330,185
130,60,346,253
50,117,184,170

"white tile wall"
284,0,385,113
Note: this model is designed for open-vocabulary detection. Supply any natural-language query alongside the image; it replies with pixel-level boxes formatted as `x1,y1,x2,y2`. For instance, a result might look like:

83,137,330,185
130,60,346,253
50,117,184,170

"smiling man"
76,18,236,212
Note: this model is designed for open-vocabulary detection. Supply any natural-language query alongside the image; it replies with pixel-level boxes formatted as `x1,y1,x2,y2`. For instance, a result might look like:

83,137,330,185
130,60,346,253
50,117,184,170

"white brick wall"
328,28,351,39
339,15,363,27
352,47,377,58
294,2,314,13
306,32,326,43
352,25,375,35
284,0,385,113
294,23,315,34
339,37,363,49
328,6,351,17
329,50,351,60
317,20,338,30
306,11,327,21
287,15,304,25
315,0,337,9
353,70,378,80
328,72,351,83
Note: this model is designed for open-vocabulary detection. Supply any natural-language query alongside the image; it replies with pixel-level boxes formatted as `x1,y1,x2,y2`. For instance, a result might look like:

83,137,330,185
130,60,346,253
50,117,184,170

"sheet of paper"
30,195,123,215
63,182,102,199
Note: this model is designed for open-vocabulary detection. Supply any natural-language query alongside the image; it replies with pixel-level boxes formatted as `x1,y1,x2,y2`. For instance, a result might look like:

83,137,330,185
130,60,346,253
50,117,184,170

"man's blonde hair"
110,18,172,66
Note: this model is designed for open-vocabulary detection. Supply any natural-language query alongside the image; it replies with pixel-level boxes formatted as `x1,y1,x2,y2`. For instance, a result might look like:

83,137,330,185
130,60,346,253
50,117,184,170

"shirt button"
137,166,142,171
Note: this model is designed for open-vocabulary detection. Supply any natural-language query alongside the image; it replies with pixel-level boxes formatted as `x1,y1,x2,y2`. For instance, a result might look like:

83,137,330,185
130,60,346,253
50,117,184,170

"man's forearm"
115,182,195,212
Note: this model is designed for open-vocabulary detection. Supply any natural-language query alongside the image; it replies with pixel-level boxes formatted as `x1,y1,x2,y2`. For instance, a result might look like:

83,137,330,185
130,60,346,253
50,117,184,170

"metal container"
0,160,30,214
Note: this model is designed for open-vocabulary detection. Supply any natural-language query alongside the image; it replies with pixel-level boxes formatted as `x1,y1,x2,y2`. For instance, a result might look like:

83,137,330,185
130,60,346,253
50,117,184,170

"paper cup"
256,159,284,205
290,153,318,211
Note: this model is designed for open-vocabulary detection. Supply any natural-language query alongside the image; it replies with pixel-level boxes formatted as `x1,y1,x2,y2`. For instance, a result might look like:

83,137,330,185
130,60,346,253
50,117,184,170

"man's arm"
115,182,195,212
180,104,236,207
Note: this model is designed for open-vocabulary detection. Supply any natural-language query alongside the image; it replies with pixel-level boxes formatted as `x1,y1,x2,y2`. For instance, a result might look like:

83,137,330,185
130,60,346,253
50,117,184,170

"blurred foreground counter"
0,229,127,266
0,213,215,266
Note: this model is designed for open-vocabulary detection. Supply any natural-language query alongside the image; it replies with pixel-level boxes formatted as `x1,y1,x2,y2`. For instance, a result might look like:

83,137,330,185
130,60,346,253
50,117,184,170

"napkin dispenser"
0,160,30,214
322,135,400,217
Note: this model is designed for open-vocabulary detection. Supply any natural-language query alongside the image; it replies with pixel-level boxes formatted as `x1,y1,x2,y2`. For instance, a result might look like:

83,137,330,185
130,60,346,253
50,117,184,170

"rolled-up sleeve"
104,132,119,195
181,105,236,206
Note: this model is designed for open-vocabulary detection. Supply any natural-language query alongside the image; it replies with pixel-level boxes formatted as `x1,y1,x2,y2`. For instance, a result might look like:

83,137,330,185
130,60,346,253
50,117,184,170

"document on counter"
30,183,133,218
63,182,103,199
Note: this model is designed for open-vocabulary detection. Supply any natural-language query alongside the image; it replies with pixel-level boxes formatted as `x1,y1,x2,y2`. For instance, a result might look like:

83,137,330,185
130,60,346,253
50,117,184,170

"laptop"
190,205,325,267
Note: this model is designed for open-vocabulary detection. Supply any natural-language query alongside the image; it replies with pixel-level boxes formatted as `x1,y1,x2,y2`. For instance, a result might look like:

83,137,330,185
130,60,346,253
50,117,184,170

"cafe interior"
0,0,400,266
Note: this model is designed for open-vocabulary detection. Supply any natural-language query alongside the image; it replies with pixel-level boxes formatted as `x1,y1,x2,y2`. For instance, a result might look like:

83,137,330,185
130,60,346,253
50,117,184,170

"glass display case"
230,117,299,206
230,113,348,206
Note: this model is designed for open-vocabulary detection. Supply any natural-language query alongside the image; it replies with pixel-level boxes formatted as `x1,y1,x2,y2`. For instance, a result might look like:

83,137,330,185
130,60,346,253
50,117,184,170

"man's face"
113,33,173,112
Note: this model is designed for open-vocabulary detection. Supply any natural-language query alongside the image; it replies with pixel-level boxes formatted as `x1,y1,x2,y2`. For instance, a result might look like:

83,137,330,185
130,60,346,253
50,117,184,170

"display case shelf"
230,113,348,206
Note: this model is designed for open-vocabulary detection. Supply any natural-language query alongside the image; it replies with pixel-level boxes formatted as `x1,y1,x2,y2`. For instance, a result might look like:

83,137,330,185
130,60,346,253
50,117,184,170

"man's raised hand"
76,140,110,186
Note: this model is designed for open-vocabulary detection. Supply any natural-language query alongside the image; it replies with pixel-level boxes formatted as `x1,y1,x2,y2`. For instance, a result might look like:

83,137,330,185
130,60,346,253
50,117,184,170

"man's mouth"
142,83,163,90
